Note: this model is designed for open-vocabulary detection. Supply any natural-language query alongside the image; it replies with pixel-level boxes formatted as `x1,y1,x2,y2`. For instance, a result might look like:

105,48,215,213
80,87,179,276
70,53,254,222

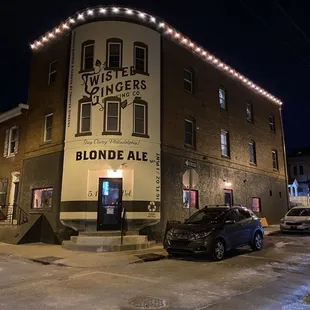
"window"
226,209,238,222
219,88,226,109
0,178,8,206
270,190,273,196
133,101,148,137
252,197,261,213
272,150,279,170
48,61,57,85
104,101,121,133
221,130,230,157
44,113,53,142
246,102,253,122
249,141,256,164
184,119,195,147
4,127,19,157
107,39,122,69
184,69,193,93
279,191,282,198
299,166,304,175
134,42,148,73
183,189,199,209
32,188,53,209
298,188,303,193
293,166,298,175
81,40,94,71
269,115,275,132
79,103,91,133
238,208,252,220
224,189,233,206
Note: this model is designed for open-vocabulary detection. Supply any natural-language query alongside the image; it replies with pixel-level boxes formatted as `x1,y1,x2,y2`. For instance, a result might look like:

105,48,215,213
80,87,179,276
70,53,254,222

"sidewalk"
264,224,280,236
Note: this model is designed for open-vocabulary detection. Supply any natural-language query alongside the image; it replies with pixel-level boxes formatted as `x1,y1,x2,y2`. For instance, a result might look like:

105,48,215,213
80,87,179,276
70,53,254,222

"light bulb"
112,7,119,13
78,13,84,20
87,9,93,15
126,9,133,14
100,8,106,13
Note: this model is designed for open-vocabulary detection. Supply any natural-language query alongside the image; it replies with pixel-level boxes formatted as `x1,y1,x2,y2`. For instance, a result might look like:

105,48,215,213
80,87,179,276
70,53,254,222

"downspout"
279,106,290,212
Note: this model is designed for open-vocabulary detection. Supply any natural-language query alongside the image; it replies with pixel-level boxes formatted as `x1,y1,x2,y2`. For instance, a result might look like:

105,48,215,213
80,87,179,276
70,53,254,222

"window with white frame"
107,39,122,69
81,40,94,71
48,61,57,85
44,113,53,142
221,130,230,157
79,103,91,133
272,150,279,170
219,88,226,109
134,42,148,73
184,119,195,147
246,102,253,122
184,69,193,93
4,127,19,158
133,102,147,135
105,101,120,133
269,115,275,132
249,141,256,164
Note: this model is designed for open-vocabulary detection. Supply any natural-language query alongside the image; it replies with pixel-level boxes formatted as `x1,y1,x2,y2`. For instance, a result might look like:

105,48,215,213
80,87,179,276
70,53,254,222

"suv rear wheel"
212,239,225,261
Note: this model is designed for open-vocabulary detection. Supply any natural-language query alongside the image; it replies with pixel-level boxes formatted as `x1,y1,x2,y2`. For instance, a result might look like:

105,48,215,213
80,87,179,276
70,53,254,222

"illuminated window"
272,149,279,170
81,40,94,71
134,42,148,73
184,69,193,93
252,197,261,213
32,188,53,209
48,61,57,85
44,113,53,142
246,102,253,122
269,115,275,132
80,103,91,133
219,88,226,109
249,141,256,164
183,189,199,209
221,130,230,157
107,38,122,69
185,119,195,147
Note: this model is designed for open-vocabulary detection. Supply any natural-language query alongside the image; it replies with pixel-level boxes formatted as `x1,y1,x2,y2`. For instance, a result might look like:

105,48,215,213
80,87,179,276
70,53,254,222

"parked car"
164,205,264,261
280,207,310,232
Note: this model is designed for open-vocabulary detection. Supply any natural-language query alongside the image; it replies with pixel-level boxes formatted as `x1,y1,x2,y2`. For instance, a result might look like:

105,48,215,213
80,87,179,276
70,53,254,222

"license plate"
290,225,297,229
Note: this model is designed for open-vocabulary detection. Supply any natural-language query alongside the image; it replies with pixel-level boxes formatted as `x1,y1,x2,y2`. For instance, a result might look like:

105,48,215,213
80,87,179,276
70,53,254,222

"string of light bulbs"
30,5,283,106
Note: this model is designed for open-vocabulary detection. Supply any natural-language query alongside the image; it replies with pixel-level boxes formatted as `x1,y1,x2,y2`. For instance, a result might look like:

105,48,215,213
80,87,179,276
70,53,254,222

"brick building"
2,6,288,243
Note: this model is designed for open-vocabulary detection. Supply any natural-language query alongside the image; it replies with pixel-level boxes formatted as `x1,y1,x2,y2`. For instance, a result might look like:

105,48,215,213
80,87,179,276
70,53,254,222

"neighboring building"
0,104,29,223
2,6,288,243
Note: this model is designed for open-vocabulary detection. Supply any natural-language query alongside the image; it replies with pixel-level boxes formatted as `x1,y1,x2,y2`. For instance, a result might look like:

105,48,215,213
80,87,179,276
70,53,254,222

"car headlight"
280,218,285,224
166,230,174,238
194,231,211,239
303,220,310,225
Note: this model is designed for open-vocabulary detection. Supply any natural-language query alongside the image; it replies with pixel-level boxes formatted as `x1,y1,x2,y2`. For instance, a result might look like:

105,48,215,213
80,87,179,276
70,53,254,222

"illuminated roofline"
30,5,282,105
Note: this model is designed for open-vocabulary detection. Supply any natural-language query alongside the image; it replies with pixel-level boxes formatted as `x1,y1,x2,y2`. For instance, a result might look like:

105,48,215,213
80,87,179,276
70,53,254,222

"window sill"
133,70,149,76
221,155,231,159
220,107,227,111
6,154,16,159
184,144,196,150
40,140,52,147
75,132,92,137
184,89,193,95
102,131,122,136
273,168,279,172
132,133,149,139
250,162,257,166
247,120,254,124
78,68,94,74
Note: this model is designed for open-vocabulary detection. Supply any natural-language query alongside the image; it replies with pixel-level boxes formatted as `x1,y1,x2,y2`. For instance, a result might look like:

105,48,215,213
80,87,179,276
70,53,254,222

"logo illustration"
148,201,156,212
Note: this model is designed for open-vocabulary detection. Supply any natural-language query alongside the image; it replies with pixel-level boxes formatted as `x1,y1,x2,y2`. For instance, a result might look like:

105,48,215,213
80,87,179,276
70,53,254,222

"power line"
238,0,310,69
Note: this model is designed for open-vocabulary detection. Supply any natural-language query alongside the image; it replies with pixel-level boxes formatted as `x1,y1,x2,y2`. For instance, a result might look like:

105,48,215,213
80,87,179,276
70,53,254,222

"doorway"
224,189,233,206
12,182,19,220
97,178,122,231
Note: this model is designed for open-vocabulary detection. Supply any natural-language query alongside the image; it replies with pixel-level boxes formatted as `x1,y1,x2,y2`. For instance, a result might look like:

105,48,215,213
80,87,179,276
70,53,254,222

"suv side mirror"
225,219,235,225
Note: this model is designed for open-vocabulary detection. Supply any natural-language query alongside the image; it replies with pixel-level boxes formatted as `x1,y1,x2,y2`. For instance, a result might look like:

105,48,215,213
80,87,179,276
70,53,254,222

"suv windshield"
186,208,228,224
287,208,310,216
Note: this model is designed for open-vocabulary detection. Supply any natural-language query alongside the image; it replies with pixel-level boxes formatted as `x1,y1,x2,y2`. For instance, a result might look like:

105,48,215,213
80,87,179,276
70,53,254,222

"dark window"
219,88,226,109
107,39,122,69
105,101,120,133
270,190,272,196
279,192,282,197
184,69,193,93
298,187,303,193
224,189,233,206
269,115,275,132
221,130,230,157
4,127,20,157
81,40,94,71
134,42,148,73
249,141,256,164
80,103,91,133
246,102,253,122
0,178,8,205
287,208,310,216
185,119,195,147
238,208,252,220
48,61,57,84
226,209,238,222
44,113,53,142
299,166,304,175
133,102,146,135
252,197,262,213
293,166,298,175
272,150,279,170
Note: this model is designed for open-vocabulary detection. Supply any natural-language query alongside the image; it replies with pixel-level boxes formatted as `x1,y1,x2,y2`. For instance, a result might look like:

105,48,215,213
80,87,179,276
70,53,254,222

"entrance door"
224,189,233,206
12,182,19,220
97,178,122,231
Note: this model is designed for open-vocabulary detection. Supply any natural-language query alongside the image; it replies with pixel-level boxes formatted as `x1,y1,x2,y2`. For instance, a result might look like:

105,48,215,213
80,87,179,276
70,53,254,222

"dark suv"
164,205,264,261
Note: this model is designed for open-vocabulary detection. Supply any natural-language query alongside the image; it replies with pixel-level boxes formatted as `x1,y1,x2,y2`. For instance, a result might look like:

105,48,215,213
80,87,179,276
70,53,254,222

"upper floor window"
269,115,275,132
48,61,57,85
133,100,148,137
44,113,53,142
249,141,256,164
103,99,121,134
272,150,279,170
184,69,193,93
4,127,19,158
81,40,95,72
300,166,304,175
134,42,148,74
219,88,226,110
221,130,230,157
79,102,91,133
107,38,122,69
184,119,195,147
246,102,253,122
293,165,297,175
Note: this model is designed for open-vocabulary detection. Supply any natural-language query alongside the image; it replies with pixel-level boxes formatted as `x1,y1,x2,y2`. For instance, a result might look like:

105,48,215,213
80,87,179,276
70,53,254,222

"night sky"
7,0,310,150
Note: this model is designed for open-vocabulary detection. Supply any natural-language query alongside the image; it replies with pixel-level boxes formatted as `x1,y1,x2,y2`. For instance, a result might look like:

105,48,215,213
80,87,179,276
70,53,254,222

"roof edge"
0,103,29,124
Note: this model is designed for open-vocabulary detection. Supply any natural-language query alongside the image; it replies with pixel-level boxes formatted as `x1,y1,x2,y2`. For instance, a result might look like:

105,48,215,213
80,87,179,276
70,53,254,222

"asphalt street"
0,233,310,310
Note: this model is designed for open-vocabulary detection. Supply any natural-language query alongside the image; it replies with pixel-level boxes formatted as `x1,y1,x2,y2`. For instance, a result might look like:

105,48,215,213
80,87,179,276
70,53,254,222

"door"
97,178,122,231
224,189,233,206
224,209,240,248
12,182,19,220
236,207,253,244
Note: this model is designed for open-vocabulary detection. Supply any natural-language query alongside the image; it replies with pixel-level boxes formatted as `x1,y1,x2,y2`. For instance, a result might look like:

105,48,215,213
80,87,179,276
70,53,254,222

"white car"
280,207,310,232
